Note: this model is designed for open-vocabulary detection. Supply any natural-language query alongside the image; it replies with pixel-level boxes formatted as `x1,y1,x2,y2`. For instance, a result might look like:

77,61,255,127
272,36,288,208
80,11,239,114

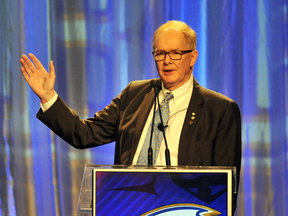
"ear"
190,50,198,67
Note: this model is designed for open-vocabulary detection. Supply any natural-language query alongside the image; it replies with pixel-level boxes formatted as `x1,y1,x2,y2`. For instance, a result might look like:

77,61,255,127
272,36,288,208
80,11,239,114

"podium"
77,165,236,216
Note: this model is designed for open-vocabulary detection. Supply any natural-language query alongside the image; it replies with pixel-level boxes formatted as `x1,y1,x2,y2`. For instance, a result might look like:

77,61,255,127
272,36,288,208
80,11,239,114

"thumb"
49,60,56,79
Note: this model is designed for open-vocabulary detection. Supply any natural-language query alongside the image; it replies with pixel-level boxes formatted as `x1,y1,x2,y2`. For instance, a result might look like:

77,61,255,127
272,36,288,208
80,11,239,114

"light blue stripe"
47,0,51,61
64,19,87,42
197,0,207,87
100,0,107,10
119,1,128,89
257,0,270,108
242,121,271,144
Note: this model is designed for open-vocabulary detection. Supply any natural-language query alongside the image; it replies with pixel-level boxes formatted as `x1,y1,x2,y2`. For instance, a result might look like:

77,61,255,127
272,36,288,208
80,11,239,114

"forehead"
154,29,187,50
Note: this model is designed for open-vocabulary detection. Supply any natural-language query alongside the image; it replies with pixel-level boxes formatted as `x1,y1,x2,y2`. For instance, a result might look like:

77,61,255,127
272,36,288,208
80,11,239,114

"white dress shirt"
132,75,193,166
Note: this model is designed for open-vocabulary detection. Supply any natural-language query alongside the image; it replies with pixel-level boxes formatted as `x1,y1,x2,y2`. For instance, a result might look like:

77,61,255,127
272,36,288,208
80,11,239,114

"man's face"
154,29,198,91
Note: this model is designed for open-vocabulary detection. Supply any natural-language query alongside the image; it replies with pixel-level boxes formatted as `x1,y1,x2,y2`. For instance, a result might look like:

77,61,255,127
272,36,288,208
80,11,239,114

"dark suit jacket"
37,77,241,167
37,77,241,210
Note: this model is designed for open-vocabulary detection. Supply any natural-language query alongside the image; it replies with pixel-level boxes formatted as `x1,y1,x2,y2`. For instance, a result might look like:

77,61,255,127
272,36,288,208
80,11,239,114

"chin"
161,76,176,84
162,81,177,90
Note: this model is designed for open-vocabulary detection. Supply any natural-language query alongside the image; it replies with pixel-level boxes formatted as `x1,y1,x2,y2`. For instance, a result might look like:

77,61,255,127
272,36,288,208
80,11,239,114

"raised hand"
20,53,56,104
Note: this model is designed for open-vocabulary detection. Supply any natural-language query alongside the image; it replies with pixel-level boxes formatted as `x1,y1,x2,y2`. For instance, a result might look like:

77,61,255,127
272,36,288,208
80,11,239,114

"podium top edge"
84,164,236,171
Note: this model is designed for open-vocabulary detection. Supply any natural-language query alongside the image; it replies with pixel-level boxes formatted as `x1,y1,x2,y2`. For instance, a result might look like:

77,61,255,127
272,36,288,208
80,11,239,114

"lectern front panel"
92,167,232,216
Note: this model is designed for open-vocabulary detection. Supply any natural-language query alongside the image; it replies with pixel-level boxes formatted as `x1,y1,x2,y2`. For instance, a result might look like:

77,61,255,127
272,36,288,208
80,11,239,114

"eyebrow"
154,49,181,52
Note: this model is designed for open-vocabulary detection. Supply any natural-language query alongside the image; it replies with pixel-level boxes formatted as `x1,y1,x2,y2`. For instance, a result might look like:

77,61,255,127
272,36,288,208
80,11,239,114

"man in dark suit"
20,20,241,211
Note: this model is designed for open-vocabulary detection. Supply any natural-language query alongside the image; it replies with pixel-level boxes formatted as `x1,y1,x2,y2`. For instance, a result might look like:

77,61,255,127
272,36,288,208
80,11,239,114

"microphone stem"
148,93,157,166
165,149,171,166
156,94,171,166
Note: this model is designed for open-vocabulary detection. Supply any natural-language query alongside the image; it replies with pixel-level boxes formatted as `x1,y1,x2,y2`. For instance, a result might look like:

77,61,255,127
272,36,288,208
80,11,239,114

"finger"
48,61,56,79
22,54,37,72
20,66,30,82
20,57,33,77
29,53,45,70
21,54,29,61
20,55,29,67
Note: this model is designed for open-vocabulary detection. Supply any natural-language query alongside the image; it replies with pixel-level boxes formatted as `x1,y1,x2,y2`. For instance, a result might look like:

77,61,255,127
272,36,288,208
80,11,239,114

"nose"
164,53,173,65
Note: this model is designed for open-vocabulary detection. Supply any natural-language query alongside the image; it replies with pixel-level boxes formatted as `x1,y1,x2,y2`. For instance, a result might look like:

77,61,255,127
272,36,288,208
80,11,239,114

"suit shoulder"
196,85,241,119
115,78,156,104
122,78,158,96
199,85,238,106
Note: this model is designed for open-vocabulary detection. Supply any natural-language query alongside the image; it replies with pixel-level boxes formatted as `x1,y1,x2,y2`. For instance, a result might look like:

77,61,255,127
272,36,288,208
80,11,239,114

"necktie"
137,92,174,165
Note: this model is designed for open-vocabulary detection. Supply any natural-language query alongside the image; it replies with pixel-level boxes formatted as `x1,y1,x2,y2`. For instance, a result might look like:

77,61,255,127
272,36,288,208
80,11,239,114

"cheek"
156,63,164,73
155,62,160,70
178,61,192,73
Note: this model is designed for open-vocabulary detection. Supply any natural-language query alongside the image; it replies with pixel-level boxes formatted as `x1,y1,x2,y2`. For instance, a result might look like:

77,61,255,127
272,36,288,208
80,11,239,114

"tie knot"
164,92,173,103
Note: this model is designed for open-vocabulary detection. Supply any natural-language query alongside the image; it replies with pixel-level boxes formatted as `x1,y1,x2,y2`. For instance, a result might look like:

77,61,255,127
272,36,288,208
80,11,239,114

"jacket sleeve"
213,101,242,176
36,88,128,149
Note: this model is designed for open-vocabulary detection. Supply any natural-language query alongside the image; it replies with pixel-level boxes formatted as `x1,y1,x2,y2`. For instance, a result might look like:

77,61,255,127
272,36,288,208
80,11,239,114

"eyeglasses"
152,50,193,61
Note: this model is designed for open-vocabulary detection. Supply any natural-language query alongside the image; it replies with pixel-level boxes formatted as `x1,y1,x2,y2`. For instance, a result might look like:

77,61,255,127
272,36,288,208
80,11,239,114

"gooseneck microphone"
155,86,171,167
148,80,162,166
157,123,167,132
149,79,172,167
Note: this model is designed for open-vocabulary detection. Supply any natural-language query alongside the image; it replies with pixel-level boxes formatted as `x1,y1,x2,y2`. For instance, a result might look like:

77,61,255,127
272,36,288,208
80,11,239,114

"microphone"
151,79,162,94
147,80,162,166
156,91,171,167
157,123,167,132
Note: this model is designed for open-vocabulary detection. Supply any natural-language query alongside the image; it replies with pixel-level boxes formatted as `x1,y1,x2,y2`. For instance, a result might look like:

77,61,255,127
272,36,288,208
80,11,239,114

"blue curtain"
1,0,287,215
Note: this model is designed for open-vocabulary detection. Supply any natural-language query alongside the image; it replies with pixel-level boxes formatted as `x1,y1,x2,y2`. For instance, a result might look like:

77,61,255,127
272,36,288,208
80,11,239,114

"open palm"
20,53,56,104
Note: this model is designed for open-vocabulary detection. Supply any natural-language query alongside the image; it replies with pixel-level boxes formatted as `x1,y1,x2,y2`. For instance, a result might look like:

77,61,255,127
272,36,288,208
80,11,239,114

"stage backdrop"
1,0,287,215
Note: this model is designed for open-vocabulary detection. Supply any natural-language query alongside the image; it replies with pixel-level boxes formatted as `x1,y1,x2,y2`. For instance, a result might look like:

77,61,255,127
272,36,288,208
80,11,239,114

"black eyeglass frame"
152,50,194,61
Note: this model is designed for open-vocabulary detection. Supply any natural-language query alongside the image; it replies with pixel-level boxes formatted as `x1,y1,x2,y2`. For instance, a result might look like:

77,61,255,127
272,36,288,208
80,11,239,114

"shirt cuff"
40,92,58,112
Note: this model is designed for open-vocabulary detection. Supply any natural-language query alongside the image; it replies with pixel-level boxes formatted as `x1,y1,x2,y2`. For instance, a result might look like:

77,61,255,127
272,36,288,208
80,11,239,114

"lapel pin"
190,112,196,124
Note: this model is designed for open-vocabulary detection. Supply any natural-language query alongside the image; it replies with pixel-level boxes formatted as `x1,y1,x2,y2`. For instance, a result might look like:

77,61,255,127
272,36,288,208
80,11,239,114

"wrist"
40,91,56,104
41,92,58,112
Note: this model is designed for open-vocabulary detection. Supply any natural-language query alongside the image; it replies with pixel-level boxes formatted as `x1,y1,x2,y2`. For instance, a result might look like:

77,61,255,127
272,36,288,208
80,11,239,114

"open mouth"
164,69,173,73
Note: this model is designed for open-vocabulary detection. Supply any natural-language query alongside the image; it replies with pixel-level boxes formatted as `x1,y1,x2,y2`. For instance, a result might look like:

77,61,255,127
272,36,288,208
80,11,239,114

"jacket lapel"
129,81,156,162
178,77,204,165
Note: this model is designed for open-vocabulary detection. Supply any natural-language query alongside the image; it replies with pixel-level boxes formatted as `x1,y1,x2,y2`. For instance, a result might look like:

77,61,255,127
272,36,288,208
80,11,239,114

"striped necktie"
137,92,174,165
